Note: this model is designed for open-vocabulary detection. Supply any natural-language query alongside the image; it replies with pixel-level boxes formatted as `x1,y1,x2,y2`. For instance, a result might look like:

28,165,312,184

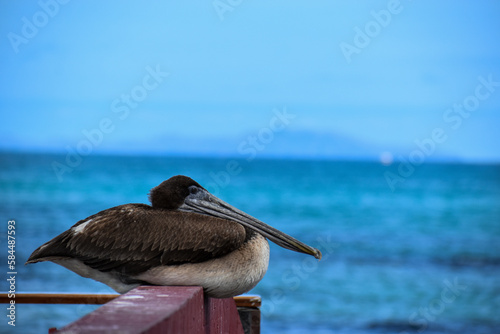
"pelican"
26,175,321,298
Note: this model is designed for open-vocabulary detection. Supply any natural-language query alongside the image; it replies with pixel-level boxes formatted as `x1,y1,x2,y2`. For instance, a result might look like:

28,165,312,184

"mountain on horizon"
2,129,465,162
106,129,393,160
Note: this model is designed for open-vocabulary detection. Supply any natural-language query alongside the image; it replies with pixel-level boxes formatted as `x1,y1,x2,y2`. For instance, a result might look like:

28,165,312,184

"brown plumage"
26,175,321,298
27,205,247,274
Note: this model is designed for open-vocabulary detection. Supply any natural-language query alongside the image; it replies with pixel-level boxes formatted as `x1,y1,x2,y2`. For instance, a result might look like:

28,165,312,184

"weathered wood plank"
233,295,261,308
0,293,118,304
0,292,261,307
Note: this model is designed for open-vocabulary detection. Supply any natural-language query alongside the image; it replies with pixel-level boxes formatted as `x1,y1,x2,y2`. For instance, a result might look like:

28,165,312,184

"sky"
1,1,499,162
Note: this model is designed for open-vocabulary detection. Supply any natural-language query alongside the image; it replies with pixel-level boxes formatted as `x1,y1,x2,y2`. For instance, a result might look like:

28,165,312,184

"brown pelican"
26,175,321,298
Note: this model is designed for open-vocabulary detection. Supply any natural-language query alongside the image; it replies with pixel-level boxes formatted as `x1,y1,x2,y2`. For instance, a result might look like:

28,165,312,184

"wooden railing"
1,286,261,333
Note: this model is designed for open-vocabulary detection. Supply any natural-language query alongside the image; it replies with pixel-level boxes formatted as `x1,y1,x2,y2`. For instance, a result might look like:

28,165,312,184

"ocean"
1,152,499,333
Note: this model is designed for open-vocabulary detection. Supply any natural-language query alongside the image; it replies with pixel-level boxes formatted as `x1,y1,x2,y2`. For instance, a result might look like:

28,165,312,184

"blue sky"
1,1,499,162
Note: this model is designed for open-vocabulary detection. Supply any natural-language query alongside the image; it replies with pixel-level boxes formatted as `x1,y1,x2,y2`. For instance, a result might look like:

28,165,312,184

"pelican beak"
179,189,322,260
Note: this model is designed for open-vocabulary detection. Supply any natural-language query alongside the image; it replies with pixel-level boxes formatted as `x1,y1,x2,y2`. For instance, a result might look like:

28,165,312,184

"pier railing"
1,286,261,333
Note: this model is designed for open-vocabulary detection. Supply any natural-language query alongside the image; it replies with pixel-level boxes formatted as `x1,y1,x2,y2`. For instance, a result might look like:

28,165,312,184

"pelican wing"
26,204,246,275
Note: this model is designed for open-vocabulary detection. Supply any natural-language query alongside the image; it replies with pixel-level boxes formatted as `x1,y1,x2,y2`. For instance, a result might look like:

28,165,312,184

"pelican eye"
189,186,199,195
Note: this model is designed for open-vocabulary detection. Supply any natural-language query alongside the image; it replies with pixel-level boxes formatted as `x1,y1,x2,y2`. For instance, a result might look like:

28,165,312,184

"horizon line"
2,147,500,166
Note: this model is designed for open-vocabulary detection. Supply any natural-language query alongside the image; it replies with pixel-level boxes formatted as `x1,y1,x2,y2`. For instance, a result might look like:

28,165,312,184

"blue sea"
1,152,499,333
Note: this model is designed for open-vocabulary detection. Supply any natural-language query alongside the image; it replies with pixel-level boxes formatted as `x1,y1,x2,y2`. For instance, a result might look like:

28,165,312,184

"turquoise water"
1,152,499,333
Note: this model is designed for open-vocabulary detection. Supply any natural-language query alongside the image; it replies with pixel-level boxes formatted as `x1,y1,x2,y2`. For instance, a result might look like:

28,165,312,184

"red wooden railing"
0,287,261,334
